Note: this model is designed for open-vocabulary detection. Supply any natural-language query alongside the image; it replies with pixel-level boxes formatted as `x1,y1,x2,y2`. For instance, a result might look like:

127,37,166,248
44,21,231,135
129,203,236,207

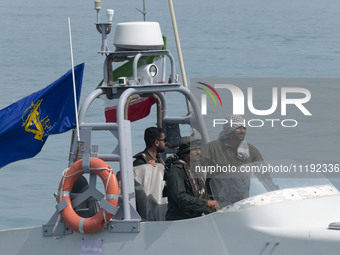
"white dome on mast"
113,22,164,51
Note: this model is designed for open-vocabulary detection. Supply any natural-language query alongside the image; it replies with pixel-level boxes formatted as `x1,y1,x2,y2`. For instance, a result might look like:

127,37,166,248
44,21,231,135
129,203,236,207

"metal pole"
168,0,188,88
68,17,81,143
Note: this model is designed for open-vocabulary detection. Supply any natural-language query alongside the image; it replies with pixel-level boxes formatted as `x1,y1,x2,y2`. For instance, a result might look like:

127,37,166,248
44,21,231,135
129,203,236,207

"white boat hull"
2,192,340,255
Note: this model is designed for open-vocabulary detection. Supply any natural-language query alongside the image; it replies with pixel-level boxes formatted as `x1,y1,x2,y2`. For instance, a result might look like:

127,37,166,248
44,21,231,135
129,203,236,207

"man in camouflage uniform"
165,137,219,220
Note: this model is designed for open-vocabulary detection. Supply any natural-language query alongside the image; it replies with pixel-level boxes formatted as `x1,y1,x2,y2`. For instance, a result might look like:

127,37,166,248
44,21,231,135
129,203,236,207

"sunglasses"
158,138,168,143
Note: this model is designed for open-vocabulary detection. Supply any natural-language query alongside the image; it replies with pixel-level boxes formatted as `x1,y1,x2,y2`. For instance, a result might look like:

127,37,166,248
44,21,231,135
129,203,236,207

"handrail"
75,84,209,221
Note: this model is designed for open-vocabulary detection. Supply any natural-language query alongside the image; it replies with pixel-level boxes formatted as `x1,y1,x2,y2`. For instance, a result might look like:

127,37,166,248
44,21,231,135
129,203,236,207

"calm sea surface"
1,0,340,229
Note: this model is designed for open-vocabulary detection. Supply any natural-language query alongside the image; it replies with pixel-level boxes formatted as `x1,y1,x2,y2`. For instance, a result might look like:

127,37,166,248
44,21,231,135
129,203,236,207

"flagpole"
68,17,81,143
168,0,187,88
168,0,193,122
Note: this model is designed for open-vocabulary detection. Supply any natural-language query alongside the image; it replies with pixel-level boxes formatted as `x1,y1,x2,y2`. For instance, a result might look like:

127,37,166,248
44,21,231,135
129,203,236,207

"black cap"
177,136,201,158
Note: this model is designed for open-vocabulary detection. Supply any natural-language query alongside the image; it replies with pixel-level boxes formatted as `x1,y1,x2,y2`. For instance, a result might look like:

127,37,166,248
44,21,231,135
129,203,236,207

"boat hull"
2,193,340,255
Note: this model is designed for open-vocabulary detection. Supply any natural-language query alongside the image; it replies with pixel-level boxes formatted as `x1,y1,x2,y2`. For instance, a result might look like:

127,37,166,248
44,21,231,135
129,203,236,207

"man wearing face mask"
201,115,264,206
203,115,263,165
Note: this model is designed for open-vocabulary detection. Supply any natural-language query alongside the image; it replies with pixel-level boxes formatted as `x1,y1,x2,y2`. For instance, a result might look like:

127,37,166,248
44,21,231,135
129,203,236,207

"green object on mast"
96,35,167,88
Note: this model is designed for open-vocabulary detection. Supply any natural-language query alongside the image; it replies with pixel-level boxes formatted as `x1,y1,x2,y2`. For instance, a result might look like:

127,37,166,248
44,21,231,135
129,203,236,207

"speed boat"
1,1,340,254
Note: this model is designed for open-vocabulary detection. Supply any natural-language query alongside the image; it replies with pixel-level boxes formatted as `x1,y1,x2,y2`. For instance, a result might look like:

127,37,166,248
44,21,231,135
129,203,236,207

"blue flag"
0,63,85,168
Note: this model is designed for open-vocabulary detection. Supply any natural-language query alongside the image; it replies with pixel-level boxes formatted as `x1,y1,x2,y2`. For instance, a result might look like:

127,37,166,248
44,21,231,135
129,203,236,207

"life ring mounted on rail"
57,158,119,234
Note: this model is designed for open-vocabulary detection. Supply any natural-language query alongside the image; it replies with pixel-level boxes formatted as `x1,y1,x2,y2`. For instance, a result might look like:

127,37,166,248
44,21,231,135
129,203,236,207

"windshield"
208,160,335,208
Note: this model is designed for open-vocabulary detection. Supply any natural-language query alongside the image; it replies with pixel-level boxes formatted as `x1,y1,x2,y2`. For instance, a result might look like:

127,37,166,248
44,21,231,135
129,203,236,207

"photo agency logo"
194,79,312,128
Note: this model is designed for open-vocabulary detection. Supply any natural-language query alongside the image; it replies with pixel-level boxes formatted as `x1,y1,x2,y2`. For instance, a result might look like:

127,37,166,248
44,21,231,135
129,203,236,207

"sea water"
1,0,340,230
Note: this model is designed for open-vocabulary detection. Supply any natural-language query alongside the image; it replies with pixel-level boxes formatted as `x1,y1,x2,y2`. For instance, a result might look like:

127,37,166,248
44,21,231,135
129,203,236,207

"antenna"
136,0,147,21
95,0,101,23
67,17,80,143
94,0,114,53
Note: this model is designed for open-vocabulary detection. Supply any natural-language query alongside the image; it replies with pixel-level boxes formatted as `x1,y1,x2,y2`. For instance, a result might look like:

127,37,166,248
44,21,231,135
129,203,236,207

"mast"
136,0,147,21
168,0,188,88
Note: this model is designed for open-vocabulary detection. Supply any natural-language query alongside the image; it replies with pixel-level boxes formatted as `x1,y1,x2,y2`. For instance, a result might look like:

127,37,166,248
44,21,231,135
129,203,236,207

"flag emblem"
22,99,51,141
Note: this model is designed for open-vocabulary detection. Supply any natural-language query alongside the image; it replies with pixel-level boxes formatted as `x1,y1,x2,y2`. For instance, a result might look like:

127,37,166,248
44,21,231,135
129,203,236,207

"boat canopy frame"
43,49,209,237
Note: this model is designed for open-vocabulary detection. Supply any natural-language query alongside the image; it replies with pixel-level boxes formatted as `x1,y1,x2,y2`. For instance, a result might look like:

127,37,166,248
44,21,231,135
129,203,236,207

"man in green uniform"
165,137,219,220
133,127,166,167
202,115,263,206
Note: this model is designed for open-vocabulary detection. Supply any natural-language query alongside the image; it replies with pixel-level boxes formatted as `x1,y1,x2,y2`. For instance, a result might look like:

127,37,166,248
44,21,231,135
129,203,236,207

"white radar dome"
113,22,164,51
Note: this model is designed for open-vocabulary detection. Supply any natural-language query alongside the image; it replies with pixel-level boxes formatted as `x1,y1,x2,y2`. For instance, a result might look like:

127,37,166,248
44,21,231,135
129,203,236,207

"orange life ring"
57,158,119,234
